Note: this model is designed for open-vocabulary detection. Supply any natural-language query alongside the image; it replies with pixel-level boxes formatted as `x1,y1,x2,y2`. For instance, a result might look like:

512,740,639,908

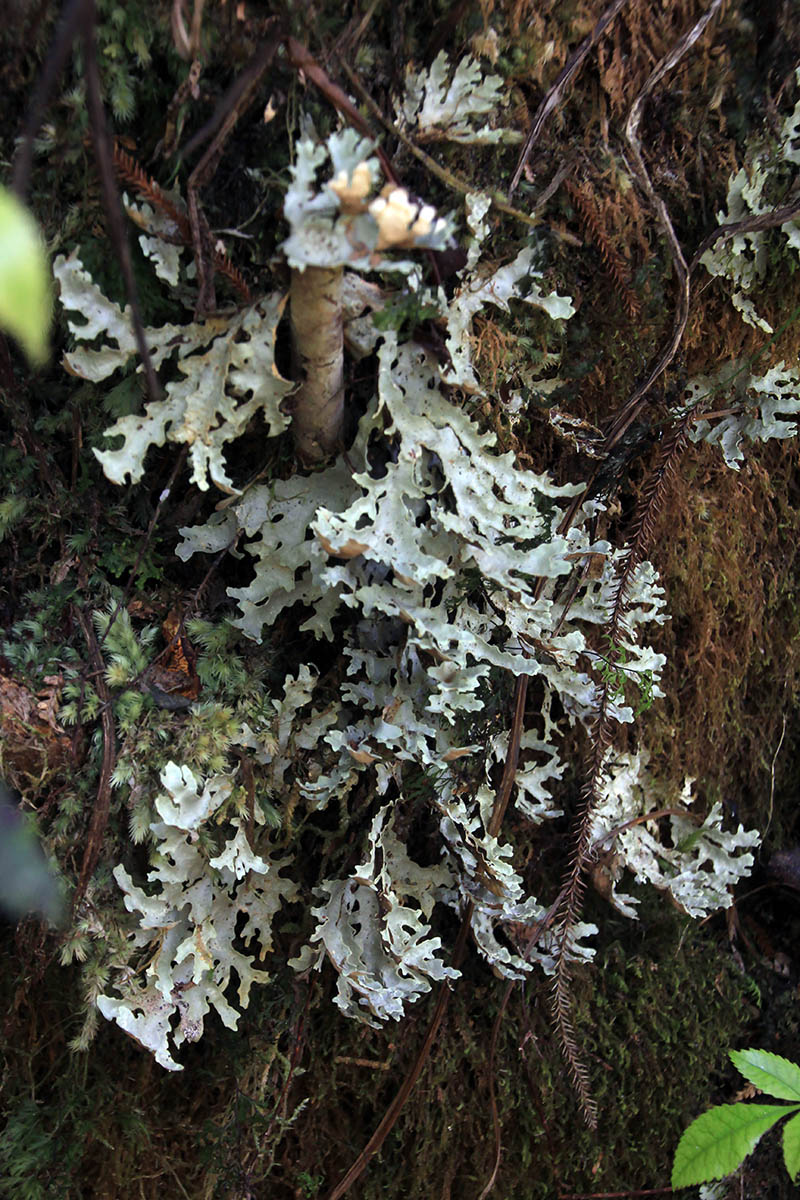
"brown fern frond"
112,141,252,304
552,956,598,1126
112,142,189,235
551,414,692,1124
609,419,691,630
212,253,252,304
567,179,642,319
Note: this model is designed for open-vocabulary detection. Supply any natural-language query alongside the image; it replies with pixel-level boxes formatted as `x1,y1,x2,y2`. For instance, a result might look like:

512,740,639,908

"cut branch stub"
290,264,344,464
281,130,452,467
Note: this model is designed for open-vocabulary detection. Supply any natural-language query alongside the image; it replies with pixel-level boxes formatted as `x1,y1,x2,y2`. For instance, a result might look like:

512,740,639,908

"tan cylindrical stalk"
290,265,344,464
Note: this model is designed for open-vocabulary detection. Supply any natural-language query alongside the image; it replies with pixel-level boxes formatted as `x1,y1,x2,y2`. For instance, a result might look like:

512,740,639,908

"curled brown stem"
508,0,632,198
604,0,723,451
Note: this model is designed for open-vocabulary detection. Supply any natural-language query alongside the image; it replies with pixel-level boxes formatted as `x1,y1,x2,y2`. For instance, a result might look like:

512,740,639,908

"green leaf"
730,1049,800,1101
783,1111,800,1181
0,186,51,365
0,785,64,924
671,1102,799,1188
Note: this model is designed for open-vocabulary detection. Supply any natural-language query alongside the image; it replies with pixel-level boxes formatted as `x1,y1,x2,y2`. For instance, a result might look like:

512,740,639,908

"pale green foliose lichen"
588,751,760,920
97,762,298,1071
54,78,764,1065
700,72,800,333
685,360,800,469
399,51,523,144
54,252,293,492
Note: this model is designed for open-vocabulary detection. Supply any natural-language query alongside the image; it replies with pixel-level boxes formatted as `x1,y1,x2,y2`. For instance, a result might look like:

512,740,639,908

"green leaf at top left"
0,186,51,366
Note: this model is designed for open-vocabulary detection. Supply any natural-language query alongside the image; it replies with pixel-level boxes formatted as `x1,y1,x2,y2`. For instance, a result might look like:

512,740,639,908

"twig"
603,0,723,452
113,142,252,301
765,714,786,843
427,0,474,62
286,38,398,186
239,750,256,845
591,806,704,853
12,0,86,199
488,677,528,837
604,198,800,453
477,889,568,1200
336,56,549,232
508,0,632,197
186,24,282,312
330,0,383,59
558,1189,675,1199
82,0,162,405
689,199,800,275
13,0,161,403
551,413,693,1127
324,905,472,1200
326,675,530,1199
99,447,188,649
171,0,204,62
72,606,116,910
259,982,313,1152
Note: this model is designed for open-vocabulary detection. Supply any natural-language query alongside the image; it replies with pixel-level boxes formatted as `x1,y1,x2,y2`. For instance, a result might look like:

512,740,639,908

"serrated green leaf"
0,186,51,366
672,1102,798,1188
783,1111,800,1181
731,1049,800,1101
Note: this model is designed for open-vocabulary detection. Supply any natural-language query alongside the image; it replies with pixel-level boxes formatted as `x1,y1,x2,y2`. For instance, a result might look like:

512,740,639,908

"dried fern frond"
112,142,252,303
551,416,691,1124
566,178,642,319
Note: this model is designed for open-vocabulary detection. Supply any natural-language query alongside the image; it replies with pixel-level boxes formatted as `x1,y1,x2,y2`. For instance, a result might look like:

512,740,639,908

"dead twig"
72,606,116,910
257,982,313,1156
488,676,528,837
324,907,472,1200
477,887,568,1200
99,446,188,649
765,714,786,844
689,199,800,275
591,805,704,852
326,674,530,1200
551,414,693,1127
329,0,383,61
557,1190,675,1199
427,0,475,63
603,0,723,451
604,195,800,453
508,0,632,198
171,0,204,62
113,143,251,301
186,23,282,312
336,55,550,233
82,12,164,406
12,0,86,199
13,0,161,404
285,38,398,185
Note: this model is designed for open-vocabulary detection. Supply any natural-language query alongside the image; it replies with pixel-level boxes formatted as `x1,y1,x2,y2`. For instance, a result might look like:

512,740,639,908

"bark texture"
290,265,344,464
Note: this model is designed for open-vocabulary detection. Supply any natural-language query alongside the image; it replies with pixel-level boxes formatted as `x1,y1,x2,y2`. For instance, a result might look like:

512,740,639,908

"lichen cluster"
50,56,764,1070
